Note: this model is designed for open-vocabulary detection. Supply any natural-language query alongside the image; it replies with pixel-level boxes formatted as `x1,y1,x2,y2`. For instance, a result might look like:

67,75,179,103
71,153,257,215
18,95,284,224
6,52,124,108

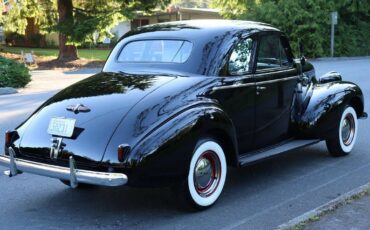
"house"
111,6,222,38
3,4,221,46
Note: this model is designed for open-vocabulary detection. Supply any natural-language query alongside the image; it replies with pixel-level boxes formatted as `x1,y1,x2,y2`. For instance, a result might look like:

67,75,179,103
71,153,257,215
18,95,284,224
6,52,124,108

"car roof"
121,19,280,41
106,20,282,76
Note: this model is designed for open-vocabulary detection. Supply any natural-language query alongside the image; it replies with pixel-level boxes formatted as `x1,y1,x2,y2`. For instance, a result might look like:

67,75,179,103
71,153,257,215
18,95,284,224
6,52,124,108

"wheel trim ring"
342,113,355,146
193,150,221,197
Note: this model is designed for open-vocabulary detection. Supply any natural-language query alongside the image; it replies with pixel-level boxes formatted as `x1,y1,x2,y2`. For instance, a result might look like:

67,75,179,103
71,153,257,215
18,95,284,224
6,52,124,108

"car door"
253,33,299,149
211,36,257,153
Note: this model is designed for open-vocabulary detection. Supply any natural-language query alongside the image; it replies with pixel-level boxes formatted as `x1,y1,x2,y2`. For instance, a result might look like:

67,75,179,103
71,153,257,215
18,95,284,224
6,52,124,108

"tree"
212,0,370,57
57,0,77,60
171,0,211,8
1,0,50,35
54,0,171,60
2,0,171,61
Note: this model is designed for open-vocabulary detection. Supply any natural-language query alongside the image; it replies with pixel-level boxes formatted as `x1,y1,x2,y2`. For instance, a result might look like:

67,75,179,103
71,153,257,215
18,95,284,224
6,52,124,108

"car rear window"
118,40,193,63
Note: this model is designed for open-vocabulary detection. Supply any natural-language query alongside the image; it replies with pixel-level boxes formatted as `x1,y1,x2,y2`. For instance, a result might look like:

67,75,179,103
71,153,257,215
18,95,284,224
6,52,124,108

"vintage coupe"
1,20,367,209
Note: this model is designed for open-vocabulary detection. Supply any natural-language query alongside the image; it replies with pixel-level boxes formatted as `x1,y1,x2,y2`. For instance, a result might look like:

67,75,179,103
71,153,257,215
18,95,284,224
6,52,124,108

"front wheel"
176,139,227,210
326,106,358,156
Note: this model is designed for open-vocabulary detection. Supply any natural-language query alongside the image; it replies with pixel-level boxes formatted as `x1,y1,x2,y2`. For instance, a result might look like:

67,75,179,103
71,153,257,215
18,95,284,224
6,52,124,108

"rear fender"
121,105,238,186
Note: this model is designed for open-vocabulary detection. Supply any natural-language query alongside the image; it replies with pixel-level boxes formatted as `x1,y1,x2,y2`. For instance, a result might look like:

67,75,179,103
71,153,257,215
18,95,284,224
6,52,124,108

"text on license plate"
47,118,76,137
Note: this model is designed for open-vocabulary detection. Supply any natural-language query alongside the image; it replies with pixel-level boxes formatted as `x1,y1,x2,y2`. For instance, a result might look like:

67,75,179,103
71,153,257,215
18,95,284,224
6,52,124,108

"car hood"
17,72,177,167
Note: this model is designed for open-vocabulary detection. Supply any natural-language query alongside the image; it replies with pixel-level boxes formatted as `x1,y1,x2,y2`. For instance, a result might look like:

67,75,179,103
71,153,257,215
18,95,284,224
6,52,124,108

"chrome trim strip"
256,76,299,85
255,67,292,74
0,153,128,187
212,82,255,91
212,75,299,91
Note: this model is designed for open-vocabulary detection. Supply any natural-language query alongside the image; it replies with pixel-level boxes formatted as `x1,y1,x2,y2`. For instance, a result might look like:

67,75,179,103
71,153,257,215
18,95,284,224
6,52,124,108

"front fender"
122,104,237,186
294,81,364,139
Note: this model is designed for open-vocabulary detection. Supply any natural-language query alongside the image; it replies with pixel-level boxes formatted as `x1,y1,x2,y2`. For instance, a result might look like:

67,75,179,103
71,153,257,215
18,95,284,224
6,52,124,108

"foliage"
0,56,31,88
1,0,171,59
171,0,211,8
212,0,370,57
1,0,53,35
1,46,110,60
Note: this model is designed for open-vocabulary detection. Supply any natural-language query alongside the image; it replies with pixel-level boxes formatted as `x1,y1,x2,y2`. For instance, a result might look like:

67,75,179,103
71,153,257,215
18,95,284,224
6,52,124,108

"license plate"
47,118,76,137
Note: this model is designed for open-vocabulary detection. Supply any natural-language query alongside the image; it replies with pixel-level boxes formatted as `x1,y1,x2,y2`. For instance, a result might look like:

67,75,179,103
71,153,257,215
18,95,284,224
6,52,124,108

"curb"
276,182,370,230
0,87,17,95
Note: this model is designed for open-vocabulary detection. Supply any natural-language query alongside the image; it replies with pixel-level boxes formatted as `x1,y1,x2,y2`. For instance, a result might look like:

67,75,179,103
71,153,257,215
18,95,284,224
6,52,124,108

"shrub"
0,56,31,88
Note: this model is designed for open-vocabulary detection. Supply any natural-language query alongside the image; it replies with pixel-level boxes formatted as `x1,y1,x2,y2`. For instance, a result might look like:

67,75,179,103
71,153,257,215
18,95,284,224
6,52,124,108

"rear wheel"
326,106,358,156
176,139,227,210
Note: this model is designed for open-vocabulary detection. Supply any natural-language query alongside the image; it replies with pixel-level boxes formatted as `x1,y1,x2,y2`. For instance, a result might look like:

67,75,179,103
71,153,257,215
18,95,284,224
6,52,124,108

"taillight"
118,144,130,162
5,131,12,146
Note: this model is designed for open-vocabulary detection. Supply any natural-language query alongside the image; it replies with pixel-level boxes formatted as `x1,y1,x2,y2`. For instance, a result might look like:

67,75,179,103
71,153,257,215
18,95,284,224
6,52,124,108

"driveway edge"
0,87,17,95
276,182,370,230
309,55,370,61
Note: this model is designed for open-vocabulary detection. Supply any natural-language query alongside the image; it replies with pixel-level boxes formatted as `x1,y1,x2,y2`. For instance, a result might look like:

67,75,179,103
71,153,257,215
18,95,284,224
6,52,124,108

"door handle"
256,86,267,95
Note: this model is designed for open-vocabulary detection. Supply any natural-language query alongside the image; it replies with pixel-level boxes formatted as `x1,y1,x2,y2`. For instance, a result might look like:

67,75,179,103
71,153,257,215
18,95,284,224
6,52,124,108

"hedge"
0,56,31,88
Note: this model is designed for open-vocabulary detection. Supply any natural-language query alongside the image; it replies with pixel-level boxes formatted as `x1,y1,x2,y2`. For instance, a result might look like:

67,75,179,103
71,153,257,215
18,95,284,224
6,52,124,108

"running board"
238,139,321,167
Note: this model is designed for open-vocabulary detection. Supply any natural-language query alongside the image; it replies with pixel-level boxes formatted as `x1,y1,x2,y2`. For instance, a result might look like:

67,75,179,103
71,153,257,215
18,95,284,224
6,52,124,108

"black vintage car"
1,20,367,209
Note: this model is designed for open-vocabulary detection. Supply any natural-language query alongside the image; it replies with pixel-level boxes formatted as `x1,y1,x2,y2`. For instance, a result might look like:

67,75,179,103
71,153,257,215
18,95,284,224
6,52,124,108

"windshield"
117,40,193,63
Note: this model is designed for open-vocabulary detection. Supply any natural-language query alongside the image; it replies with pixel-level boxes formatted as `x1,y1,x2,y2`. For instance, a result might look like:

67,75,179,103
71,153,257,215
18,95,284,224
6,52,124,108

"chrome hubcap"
342,113,355,146
194,151,221,197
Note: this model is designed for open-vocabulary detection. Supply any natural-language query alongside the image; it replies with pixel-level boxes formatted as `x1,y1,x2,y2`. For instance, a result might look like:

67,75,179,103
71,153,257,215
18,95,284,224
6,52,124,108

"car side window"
228,38,254,75
257,35,290,70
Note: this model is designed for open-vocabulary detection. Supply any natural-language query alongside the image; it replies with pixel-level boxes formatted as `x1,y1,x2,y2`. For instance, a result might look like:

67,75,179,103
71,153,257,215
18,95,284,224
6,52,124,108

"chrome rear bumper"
0,148,127,187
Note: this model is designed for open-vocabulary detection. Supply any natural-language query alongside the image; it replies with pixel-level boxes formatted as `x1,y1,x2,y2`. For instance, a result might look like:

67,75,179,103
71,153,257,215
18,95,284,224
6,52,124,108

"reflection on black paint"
44,72,155,105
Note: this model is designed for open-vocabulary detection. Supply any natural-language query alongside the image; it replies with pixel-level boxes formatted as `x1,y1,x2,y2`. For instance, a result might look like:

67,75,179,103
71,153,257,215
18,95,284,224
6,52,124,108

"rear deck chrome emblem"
66,104,91,114
50,137,65,159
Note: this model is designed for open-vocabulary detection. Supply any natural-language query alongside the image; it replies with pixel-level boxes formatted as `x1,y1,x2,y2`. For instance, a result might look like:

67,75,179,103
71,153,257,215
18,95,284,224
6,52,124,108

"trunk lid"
18,72,175,168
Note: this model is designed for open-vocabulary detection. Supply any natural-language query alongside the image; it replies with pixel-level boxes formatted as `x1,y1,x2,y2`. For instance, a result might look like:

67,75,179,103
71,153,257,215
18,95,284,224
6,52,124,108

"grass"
0,46,110,61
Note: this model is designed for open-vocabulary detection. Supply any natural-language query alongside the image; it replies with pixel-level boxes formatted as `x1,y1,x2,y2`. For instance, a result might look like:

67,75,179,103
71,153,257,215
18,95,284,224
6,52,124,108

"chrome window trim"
212,75,299,91
255,66,294,75
256,75,299,85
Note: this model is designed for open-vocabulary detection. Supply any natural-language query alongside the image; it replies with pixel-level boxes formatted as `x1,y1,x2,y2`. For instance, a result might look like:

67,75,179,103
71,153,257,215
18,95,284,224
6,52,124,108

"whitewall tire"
326,106,358,156
177,139,227,210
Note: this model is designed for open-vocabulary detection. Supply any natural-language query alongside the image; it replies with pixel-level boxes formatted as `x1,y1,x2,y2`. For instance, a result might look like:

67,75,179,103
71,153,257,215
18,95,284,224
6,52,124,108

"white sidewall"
339,107,358,153
188,141,227,207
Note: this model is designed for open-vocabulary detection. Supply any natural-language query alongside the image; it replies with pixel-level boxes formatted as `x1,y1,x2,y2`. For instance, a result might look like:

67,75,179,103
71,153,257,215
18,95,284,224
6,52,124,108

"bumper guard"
0,148,128,187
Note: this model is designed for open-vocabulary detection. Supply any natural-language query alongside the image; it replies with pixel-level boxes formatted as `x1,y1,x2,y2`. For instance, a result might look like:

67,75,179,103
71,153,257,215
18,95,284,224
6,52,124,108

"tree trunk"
57,0,78,60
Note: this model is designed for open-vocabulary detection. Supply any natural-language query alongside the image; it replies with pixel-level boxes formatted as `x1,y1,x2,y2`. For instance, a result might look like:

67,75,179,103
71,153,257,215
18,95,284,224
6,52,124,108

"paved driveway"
0,60,369,229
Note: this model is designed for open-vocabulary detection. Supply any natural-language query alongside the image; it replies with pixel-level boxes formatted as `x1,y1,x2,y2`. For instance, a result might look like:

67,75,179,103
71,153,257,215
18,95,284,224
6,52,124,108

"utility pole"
331,11,338,57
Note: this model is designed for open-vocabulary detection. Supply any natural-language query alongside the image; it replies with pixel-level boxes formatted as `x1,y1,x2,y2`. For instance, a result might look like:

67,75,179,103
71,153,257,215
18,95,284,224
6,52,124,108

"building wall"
112,10,222,39
0,27,4,44
179,12,222,20
111,21,131,38
45,33,59,47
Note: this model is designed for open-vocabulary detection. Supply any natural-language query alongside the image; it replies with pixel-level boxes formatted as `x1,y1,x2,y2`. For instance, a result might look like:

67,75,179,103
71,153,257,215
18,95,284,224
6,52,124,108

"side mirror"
298,41,306,66
300,56,306,66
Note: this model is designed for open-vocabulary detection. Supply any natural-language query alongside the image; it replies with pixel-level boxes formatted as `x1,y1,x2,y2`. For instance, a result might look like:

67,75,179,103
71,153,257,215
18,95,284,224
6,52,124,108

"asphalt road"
0,58,369,230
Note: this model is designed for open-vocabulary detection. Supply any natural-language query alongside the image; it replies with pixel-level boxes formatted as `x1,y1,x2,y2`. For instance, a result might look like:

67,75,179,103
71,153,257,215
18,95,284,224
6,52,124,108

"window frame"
222,35,257,77
254,32,294,74
116,39,193,64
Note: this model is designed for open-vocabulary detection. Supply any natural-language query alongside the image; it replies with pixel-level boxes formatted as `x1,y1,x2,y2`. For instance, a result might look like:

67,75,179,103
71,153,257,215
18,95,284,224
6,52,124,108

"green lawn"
0,46,110,61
